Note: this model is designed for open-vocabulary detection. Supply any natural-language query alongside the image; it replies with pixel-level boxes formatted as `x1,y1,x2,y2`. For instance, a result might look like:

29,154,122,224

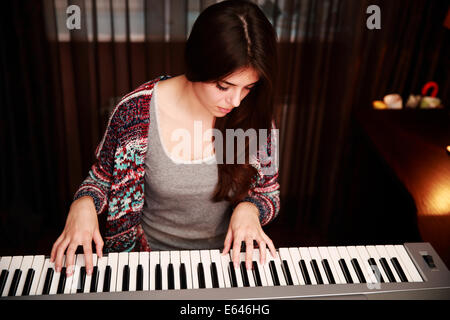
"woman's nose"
228,89,242,107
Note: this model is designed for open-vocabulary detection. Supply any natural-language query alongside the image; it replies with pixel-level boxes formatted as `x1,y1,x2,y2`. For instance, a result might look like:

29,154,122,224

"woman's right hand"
50,196,104,277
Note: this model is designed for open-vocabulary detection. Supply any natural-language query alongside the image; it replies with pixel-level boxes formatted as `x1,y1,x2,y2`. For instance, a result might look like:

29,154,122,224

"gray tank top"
141,81,232,251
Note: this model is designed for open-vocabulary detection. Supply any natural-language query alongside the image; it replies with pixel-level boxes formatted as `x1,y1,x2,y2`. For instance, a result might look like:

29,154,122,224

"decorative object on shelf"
383,93,403,109
372,100,387,109
406,81,443,109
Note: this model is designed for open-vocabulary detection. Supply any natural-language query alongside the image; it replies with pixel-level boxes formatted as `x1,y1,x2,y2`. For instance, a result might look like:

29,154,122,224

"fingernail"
87,269,92,276
55,267,61,273
66,265,74,276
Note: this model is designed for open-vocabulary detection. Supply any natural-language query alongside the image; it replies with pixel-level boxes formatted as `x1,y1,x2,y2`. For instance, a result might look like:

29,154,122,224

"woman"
50,0,280,279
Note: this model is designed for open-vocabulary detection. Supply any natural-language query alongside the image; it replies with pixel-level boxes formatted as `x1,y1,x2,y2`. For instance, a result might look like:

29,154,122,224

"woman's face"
192,66,260,117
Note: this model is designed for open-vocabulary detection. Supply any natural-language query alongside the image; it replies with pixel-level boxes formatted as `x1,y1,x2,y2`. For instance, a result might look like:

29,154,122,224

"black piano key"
122,265,129,291
322,259,336,284
8,269,22,296
0,269,9,295
269,261,280,286
390,257,408,282
310,260,324,285
351,258,366,283
57,267,66,294
77,266,86,293
368,258,384,283
168,264,174,290
90,266,99,293
210,262,219,288
299,260,311,285
282,260,294,285
240,262,250,287
155,264,162,290
103,266,111,292
379,258,396,282
338,259,353,284
180,263,187,289
228,262,238,287
22,268,35,296
197,263,206,289
42,267,54,295
136,264,143,291
252,261,262,287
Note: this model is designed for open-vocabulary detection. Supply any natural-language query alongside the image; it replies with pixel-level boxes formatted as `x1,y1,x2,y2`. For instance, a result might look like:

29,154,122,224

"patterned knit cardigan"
74,75,280,253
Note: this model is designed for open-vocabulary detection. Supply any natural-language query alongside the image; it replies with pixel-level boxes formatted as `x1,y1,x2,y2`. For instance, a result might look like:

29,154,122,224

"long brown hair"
184,0,278,206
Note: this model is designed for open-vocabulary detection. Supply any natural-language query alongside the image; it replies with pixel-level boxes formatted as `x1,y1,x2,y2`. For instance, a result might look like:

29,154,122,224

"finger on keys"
93,229,104,259
232,238,243,268
83,242,93,276
65,244,77,277
266,237,277,258
258,240,267,265
50,234,63,263
222,229,233,256
245,239,254,270
54,237,70,273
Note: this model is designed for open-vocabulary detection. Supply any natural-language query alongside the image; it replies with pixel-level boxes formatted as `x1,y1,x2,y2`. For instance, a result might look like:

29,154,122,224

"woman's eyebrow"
221,80,259,87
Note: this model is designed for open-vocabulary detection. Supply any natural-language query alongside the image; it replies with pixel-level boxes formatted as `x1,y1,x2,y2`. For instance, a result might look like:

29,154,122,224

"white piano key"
200,250,213,289
239,252,255,287
2,256,22,297
337,246,359,283
261,251,274,286
160,251,170,290
0,256,12,296
180,251,192,289
308,247,329,284
128,252,138,292
63,255,75,294
138,252,149,291
299,247,317,285
394,245,423,282
288,248,306,285
107,252,118,292
279,248,299,285
385,245,412,282
229,250,244,287
356,246,379,284
269,251,287,286
149,251,159,291
96,256,108,293
210,250,225,288
327,247,347,284
219,252,232,288
70,254,85,294
252,249,268,286
347,246,372,284
48,259,60,295
116,252,128,292
170,251,181,290
190,250,201,289
28,255,45,296
318,247,343,284
84,254,98,293
365,245,389,282
35,258,51,295
15,255,34,296
375,245,401,282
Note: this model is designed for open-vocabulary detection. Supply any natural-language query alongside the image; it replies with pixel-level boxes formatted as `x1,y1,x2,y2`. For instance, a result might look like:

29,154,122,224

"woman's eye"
216,83,228,91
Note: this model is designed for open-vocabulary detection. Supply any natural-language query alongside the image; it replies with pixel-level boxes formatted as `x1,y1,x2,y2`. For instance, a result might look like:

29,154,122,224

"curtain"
1,0,449,255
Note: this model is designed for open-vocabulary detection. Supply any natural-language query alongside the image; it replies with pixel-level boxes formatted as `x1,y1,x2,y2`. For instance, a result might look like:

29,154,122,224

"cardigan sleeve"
73,99,126,214
240,121,280,226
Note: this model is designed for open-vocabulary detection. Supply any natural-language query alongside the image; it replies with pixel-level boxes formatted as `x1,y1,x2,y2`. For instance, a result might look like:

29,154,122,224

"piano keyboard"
1,242,449,300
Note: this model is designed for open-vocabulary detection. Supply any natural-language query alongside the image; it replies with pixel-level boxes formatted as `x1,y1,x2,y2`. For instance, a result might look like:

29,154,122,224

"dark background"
1,0,449,266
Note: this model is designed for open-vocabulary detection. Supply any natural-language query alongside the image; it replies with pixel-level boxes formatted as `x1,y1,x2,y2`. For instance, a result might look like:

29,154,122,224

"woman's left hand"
222,202,277,270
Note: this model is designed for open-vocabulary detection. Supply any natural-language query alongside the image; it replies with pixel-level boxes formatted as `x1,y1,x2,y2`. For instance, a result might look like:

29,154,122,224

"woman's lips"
218,107,232,114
